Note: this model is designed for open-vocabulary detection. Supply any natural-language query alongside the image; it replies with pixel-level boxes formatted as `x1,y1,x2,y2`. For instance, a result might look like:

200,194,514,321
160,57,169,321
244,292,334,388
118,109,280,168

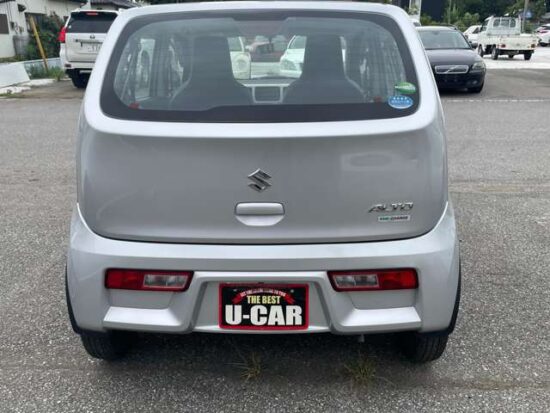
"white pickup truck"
477,16,538,60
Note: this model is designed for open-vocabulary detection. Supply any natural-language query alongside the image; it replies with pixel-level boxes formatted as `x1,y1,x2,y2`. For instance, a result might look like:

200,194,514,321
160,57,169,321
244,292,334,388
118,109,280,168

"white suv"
59,9,118,88
67,2,460,363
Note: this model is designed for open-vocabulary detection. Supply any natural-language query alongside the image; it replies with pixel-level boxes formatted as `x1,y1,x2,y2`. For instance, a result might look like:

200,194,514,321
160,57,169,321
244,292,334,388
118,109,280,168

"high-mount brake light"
328,269,418,291
105,269,193,292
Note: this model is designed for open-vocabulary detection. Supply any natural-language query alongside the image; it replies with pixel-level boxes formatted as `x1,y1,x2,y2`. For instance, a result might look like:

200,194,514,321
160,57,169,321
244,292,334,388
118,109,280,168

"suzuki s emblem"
248,169,272,192
90,34,95,39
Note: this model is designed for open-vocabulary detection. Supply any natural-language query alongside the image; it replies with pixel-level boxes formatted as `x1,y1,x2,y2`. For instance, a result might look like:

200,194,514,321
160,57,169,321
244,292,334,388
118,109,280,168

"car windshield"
102,10,419,123
419,30,471,50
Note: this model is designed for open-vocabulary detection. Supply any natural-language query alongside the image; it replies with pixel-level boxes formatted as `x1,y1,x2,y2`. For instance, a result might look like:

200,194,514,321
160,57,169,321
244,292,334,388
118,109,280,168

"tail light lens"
500,44,506,48
105,269,193,292
58,26,66,43
328,269,417,291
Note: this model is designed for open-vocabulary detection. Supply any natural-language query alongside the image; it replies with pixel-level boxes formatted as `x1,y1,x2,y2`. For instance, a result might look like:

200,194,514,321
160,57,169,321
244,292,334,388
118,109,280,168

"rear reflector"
105,269,193,292
328,269,417,291
500,44,506,48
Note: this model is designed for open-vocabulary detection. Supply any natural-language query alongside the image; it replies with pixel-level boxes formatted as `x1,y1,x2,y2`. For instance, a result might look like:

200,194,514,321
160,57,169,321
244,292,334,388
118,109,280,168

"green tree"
26,14,64,59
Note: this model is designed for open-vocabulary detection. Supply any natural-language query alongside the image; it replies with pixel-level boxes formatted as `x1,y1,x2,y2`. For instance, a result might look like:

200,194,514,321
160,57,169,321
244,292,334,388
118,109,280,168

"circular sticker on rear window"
388,95,414,110
394,81,417,95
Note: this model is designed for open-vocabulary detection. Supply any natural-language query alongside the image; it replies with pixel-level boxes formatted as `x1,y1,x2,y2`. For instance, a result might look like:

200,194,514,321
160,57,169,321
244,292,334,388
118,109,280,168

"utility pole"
29,16,48,71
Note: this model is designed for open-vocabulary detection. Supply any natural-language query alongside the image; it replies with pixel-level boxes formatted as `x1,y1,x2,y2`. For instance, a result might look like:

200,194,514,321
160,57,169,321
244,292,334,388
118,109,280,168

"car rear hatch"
78,121,446,244
79,6,447,245
65,11,117,62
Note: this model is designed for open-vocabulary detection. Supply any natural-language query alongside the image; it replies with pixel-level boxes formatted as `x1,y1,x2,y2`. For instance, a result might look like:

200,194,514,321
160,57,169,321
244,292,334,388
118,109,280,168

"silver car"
67,1,460,363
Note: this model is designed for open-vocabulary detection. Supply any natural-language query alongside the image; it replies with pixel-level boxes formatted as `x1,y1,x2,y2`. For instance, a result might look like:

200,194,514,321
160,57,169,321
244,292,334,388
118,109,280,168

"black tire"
70,72,89,89
491,47,499,60
66,268,133,360
541,42,548,47
399,263,461,363
477,45,484,56
80,331,133,361
400,332,449,363
468,83,484,93
524,52,533,61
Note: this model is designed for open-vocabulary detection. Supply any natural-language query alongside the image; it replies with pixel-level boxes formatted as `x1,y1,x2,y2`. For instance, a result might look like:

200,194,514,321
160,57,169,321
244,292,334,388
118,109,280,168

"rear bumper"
435,71,485,89
67,203,460,335
63,62,94,72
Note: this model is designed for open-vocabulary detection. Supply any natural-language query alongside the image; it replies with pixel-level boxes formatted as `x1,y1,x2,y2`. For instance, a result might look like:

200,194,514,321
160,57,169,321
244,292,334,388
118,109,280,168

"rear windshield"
101,10,420,123
419,30,470,50
67,12,117,33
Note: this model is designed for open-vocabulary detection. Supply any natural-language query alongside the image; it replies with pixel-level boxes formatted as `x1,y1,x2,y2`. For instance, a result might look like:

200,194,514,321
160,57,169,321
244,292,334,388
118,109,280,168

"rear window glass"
419,30,470,50
101,10,420,123
67,12,117,33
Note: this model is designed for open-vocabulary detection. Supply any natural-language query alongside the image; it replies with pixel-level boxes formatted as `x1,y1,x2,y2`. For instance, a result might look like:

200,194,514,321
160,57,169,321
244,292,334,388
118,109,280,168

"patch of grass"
227,339,263,381
0,56,25,63
0,91,26,98
343,353,377,386
231,351,262,381
343,352,396,387
28,65,65,81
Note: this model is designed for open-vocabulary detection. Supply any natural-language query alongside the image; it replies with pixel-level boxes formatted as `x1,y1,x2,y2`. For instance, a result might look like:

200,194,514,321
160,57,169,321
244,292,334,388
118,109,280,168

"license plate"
84,43,101,53
219,284,308,330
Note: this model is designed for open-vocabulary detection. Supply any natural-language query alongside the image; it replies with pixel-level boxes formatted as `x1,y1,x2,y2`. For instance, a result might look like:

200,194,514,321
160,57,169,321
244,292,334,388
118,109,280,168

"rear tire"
400,332,449,363
399,262,461,363
477,45,484,56
80,331,133,361
491,47,499,60
524,52,533,61
540,42,548,47
70,72,89,89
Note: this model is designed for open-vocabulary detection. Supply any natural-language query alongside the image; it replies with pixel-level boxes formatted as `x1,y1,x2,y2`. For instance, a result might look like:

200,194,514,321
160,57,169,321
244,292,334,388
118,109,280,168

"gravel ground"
0,69,549,412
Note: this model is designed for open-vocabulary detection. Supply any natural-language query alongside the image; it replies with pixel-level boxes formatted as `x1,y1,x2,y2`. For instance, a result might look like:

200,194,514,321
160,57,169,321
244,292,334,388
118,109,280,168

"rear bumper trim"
68,203,459,335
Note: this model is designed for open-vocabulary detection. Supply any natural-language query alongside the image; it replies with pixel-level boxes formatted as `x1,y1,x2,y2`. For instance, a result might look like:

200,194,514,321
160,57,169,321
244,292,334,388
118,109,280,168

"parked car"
535,23,550,46
228,36,252,79
59,9,119,88
279,35,346,78
477,16,538,60
279,35,306,77
463,24,482,47
67,1,460,363
418,26,486,93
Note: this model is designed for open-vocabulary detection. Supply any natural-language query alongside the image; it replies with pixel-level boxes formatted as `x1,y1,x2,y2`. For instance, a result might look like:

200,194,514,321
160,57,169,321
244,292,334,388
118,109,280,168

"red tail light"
86,12,99,16
105,269,193,292
328,269,418,291
58,26,66,43
500,44,506,48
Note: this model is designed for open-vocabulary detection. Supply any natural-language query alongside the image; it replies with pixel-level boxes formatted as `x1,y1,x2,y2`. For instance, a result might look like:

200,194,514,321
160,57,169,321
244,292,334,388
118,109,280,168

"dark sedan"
418,26,486,93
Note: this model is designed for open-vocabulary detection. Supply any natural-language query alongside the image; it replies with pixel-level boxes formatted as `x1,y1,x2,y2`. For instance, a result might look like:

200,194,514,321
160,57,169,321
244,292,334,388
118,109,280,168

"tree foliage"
26,14,64,60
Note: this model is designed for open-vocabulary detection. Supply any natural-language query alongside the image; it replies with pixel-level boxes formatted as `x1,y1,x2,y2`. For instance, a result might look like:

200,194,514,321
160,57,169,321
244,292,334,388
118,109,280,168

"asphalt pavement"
0,69,549,412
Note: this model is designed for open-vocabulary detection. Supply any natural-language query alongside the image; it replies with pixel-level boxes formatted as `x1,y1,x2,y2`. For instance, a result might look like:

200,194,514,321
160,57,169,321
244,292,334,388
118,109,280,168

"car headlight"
471,61,486,72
